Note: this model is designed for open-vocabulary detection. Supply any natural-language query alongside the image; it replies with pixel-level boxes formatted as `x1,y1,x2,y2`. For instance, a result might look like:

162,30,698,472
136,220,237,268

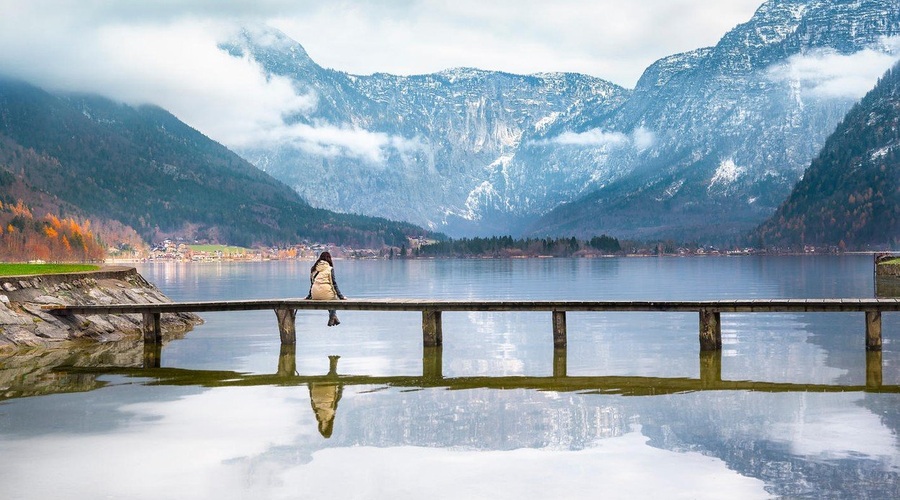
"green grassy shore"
0,263,100,277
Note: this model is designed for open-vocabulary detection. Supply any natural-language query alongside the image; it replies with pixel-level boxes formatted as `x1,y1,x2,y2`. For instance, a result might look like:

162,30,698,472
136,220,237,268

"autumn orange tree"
0,200,106,262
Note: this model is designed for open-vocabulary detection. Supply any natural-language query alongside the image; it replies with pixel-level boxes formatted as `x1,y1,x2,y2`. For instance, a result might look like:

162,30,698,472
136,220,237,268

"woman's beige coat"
309,259,342,300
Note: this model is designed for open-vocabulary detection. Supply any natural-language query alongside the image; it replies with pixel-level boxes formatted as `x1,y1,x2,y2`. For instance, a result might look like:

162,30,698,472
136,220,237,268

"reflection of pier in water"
116,344,898,395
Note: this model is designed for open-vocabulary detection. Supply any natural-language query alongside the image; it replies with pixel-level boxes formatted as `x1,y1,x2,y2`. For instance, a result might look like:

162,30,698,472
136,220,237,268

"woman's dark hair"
311,251,333,272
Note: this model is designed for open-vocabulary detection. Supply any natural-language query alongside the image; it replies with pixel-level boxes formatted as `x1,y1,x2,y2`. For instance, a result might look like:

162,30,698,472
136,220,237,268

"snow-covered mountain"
528,0,900,241
224,0,900,241
224,29,626,235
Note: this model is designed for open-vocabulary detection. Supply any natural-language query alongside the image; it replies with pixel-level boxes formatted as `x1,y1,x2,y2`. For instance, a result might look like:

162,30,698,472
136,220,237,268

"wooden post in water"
552,310,567,349
275,308,297,345
142,312,161,345
866,311,882,351
699,309,722,351
423,309,443,347
866,351,883,389
553,348,567,378
423,346,443,380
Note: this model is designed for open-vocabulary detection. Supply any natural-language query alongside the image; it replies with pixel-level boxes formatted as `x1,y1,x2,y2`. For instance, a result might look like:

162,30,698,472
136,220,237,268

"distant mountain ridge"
752,61,900,249
222,27,627,235
225,0,900,242
0,78,430,248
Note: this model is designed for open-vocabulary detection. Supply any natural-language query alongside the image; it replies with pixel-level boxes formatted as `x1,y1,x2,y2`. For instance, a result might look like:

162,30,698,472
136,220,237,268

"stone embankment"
876,254,900,277
875,253,900,298
0,266,201,351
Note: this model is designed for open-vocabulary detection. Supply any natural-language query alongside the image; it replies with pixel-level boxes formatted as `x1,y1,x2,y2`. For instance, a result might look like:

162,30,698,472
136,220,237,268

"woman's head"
312,251,334,271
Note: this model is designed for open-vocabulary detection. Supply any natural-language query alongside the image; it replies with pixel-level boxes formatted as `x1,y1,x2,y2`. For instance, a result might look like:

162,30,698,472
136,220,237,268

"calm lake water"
1,255,898,499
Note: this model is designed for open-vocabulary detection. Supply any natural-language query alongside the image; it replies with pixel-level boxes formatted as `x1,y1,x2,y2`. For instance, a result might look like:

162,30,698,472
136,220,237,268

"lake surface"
1,256,898,499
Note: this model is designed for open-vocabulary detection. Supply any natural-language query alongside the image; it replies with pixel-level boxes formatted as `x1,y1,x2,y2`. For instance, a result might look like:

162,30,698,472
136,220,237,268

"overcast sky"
0,0,893,152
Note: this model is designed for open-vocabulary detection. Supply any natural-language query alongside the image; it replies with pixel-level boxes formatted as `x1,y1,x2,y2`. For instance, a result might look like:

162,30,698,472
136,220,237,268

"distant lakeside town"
106,237,864,264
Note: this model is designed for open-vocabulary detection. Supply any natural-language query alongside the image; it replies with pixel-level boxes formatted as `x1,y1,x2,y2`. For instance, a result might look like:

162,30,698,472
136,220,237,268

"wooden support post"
699,350,722,387
423,346,443,380
553,347,567,378
699,309,722,351
552,310,567,349
866,311,882,351
866,351,883,390
422,310,443,347
142,312,161,345
277,344,297,377
275,308,297,345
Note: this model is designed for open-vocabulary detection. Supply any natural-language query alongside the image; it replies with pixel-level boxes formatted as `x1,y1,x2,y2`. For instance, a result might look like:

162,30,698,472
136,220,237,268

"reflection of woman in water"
306,251,347,326
309,355,343,438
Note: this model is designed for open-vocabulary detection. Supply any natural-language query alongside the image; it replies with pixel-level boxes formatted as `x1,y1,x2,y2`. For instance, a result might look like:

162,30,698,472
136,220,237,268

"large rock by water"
0,266,201,351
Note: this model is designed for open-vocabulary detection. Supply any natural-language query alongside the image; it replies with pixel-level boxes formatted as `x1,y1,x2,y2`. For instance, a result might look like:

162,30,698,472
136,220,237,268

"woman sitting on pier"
306,251,347,326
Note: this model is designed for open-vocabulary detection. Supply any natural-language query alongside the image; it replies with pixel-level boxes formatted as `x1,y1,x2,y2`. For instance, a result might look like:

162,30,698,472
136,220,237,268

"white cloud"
257,121,426,163
555,129,630,148
0,10,424,162
540,126,656,151
766,37,900,100
270,0,763,87
631,126,656,151
0,15,317,148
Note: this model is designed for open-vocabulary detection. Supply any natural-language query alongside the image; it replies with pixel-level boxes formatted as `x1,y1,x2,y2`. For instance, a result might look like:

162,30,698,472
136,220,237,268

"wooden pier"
45,298,900,351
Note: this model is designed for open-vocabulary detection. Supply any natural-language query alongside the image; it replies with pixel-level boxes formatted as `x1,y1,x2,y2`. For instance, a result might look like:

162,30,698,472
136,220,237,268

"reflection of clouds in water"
277,426,769,500
1,384,897,498
0,385,774,499
0,387,319,500
765,393,899,468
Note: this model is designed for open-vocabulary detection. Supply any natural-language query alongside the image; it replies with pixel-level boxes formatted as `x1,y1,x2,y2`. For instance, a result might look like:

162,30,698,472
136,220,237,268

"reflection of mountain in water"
638,391,900,499
338,388,629,451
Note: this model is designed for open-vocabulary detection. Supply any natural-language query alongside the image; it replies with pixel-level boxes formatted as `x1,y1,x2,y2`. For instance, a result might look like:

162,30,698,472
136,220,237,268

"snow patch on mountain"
708,159,746,192
657,179,685,201
871,143,897,161
534,112,561,132
459,154,516,220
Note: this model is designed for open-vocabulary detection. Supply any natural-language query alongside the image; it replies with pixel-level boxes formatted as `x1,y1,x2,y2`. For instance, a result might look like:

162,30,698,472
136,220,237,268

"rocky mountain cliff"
223,28,627,236
529,0,900,242
228,0,900,242
752,61,900,249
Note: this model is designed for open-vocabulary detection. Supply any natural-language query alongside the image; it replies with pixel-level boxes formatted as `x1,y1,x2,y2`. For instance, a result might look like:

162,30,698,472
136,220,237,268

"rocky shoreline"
0,266,201,352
